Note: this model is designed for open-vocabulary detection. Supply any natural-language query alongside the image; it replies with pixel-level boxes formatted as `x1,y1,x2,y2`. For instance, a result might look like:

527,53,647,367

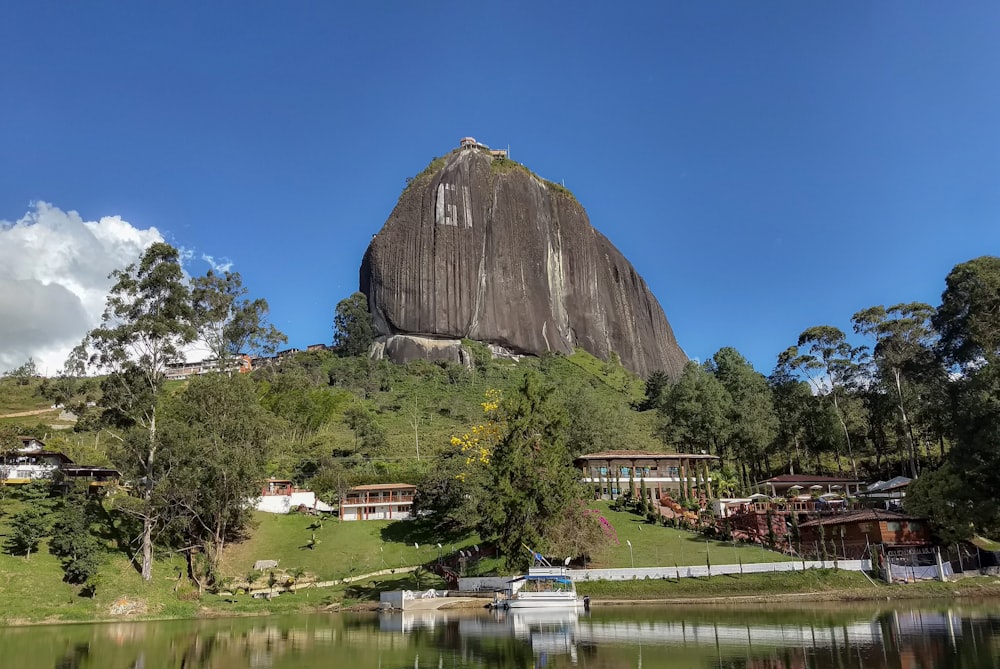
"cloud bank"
0,202,164,375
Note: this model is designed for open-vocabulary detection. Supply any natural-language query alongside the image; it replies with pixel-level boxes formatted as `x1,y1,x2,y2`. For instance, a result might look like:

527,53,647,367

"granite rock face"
360,147,686,379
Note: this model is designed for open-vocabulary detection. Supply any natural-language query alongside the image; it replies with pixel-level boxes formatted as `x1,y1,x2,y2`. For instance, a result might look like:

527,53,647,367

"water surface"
2,601,998,668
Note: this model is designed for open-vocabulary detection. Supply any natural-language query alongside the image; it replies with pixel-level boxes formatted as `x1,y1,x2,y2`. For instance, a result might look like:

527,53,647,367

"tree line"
647,256,1000,542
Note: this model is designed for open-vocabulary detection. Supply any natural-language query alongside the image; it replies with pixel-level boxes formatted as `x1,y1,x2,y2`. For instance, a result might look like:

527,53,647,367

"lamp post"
626,539,634,569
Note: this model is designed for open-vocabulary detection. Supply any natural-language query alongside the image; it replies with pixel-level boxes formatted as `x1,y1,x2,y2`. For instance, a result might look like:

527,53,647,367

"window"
599,466,608,475
906,521,923,532
620,467,631,476
858,522,872,532
886,521,902,532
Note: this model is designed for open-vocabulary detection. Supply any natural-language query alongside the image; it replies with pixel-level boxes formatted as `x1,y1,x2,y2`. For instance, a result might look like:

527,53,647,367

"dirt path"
0,407,57,419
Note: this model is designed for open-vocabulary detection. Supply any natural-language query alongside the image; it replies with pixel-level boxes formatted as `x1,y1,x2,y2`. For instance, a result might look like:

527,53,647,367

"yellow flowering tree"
450,389,503,476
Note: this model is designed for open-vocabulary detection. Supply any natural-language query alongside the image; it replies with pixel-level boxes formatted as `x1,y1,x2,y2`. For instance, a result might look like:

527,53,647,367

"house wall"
340,502,413,521
255,491,324,514
339,486,416,521
579,456,715,501
799,519,931,559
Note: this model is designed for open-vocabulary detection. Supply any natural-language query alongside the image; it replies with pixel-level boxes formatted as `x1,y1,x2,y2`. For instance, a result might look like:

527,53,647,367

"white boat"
504,567,582,609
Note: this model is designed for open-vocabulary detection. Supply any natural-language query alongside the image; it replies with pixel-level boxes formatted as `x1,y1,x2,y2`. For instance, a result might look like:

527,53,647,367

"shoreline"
4,578,1000,627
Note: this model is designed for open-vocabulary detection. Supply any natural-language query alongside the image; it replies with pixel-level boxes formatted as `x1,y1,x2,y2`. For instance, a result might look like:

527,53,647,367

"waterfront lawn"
576,568,870,599
588,502,797,569
220,512,484,583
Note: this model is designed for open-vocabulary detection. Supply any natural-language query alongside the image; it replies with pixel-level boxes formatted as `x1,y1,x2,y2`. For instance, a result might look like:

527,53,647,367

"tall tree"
79,242,196,581
779,326,864,479
158,373,274,589
657,361,732,458
333,292,375,357
917,257,1000,539
478,371,583,571
191,269,286,365
852,302,938,477
934,255,1000,370
708,348,778,484
768,368,814,475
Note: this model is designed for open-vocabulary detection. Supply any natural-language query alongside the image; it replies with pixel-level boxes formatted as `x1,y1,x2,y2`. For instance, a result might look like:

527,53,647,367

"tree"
79,241,196,581
779,326,865,479
50,490,104,584
4,358,38,385
657,361,732,458
708,348,778,485
478,372,583,571
158,373,274,589
6,506,48,559
908,258,1000,540
934,256,1000,370
191,269,286,365
852,303,938,477
333,292,375,357
905,462,977,543
636,370,671,411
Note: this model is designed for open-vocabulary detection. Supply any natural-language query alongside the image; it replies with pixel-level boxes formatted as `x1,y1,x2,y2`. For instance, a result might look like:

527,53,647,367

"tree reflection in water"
3,605,999,668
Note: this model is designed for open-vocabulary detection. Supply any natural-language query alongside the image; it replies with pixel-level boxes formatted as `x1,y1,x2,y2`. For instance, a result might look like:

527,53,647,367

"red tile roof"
799,509,921,528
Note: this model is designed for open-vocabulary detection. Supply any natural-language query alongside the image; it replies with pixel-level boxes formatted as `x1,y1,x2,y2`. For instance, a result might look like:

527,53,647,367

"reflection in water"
2,603,998,668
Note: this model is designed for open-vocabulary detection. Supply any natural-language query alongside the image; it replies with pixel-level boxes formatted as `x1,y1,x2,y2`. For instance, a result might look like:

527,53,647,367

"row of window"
589,466,681,478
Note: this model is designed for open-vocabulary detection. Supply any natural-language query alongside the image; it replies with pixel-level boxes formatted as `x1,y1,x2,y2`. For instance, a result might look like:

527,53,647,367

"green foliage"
191,269,287,360
934,255,1000,368
404,155,446,191
333,292,375,357
657,361,731,456
3,357,38,385
6,506,49,558
478,371,584,571
157,373,276,584
50,491,104,584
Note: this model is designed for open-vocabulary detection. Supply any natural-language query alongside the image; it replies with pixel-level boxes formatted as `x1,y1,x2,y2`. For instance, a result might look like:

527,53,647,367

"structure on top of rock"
359,139,687,379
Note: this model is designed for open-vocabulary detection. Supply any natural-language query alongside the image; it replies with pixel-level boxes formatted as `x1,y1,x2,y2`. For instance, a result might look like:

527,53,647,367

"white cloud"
0,202,164,375
201,254,233,273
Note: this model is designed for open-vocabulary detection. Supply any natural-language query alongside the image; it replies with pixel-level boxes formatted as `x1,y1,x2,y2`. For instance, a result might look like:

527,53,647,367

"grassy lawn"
220,512,488,583
588,501,796,568
577,568,871,599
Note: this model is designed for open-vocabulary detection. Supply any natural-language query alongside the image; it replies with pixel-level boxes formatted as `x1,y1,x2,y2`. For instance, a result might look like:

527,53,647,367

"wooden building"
798,509,932,559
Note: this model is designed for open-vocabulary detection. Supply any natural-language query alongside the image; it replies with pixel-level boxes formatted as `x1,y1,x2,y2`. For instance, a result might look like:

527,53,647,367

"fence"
459,559,872,591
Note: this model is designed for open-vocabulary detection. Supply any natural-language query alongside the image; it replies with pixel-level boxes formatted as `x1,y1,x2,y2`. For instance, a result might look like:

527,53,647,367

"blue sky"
2,2,999,375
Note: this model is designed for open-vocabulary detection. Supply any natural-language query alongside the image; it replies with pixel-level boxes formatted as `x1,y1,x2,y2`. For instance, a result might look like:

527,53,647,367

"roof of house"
347,483,416,491
577,450,718,461
799,509,922,528
864,476,913,493
760,474,863,485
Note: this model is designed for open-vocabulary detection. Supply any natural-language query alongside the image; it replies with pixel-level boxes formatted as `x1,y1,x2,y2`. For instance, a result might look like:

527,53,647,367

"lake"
2,601,998,668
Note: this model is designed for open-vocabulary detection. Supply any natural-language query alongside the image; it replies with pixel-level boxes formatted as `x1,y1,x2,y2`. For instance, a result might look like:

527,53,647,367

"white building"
254,478,333,514
576,450,719,502
339,483,416,521
0,438,71,484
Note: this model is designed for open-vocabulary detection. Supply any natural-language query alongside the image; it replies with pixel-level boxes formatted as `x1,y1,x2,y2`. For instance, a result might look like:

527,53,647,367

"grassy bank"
578,569,1000,603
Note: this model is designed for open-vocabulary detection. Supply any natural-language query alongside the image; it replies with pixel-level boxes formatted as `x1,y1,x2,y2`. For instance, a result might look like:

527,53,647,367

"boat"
504,568,582,609
502,548,583,609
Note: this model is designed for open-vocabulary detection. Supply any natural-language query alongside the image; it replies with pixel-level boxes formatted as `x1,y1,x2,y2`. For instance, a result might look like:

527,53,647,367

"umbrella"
749,493,770,500
787,484,804,491
809,485,823,491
